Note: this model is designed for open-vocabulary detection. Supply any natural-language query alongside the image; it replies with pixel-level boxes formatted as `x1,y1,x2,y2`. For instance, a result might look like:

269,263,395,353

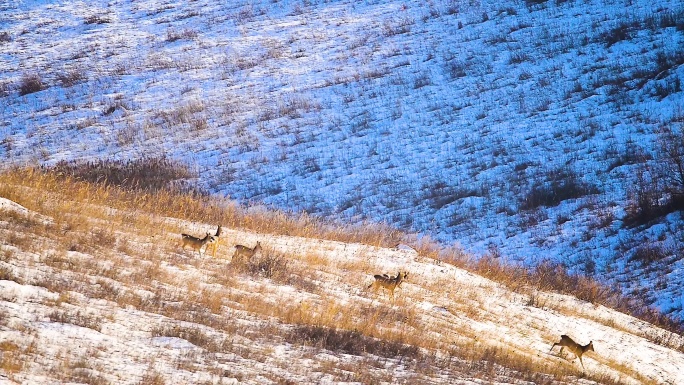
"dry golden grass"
0,341,25,375
0,167,678,384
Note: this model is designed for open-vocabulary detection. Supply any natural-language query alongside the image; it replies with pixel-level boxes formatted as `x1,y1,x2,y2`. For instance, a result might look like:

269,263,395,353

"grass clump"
44,157,198,193
286,325,420,359
19,73,46,96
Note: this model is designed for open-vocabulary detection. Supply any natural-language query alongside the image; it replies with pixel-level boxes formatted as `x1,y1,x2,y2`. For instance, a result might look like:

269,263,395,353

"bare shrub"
166,27,198,42
644,10,684,31
413,72,432,89
629,243,670,265
382,17,414,37
92,227,117,249
84,14,110,24
623,126,684,226
237,251,290,281
445,60,467,79
655,125,684,199
600,21,638,47
623,165,668,227
57,69,86,87
49,309,103,332
509,52,531,64
277,95,320,119
19,73,46,95
520,166,598,210
424,181,479,210
0,80,11,97
156,101,206,128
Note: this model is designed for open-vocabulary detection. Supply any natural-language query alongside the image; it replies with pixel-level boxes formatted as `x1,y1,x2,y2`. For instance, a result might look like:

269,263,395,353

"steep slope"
1,0,683,319
2,171,684,384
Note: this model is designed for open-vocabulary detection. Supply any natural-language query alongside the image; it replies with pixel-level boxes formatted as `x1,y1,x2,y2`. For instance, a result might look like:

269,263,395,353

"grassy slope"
1,0,683,318
1,170,684,384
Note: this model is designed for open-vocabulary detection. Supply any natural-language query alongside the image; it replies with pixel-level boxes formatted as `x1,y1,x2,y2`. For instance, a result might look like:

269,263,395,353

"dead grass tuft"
49,309,103,332
44,157,197,193
235,251,290,281
0,344,25,374
151,323,229,352
19,72,46,95
286,324,420,359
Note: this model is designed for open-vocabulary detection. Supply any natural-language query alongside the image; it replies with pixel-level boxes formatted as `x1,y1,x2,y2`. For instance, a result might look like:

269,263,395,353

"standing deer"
180,232,215,257
368,271,409,301
206,225,222,258
232,241,262,264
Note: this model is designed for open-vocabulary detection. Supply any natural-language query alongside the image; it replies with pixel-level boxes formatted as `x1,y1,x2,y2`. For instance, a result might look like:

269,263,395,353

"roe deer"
549,335,594,369
181,232,214,256
206,225,222,258
232,241,262,263
368,271,409,301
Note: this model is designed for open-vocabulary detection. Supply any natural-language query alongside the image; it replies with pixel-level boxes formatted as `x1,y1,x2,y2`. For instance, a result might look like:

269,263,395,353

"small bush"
166,27,198,42
413,72,432,89
621,159,684,227
520,166,599,210
84,14,110,24
509,52,531,64
19,73,46,95
644,10,684,31
425,182,479,210
57,69,85,87
445,61,467,79
600,21,638,47
0,31,11,43
629,244,670,265
624,126,684,226
237,252,289,281
382,17,413,37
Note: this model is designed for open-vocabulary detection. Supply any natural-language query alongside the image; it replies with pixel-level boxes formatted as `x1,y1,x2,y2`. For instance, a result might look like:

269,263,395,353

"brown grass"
0,166,679,383
0,341,25,375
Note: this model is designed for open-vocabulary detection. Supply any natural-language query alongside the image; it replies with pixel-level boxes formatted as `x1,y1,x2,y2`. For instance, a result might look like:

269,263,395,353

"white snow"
1,0,684,381
2,187,684,383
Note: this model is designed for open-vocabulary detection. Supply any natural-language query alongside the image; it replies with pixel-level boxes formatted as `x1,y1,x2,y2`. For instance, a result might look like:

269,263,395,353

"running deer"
368,271,409,301
549,335,594,369
206,225,222,258
232,241,262,263
180,232,215,257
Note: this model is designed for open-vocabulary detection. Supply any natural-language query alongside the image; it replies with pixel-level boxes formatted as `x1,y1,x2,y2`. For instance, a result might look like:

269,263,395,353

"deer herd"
179,224,596,371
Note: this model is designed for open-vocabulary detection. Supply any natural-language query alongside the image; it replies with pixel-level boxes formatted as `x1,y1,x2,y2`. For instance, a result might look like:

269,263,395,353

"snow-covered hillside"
1,0,683,319
2,173,684,384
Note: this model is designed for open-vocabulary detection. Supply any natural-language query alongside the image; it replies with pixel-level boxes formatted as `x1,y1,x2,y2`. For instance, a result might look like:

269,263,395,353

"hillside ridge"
2,171,684,384
1,0,683,320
